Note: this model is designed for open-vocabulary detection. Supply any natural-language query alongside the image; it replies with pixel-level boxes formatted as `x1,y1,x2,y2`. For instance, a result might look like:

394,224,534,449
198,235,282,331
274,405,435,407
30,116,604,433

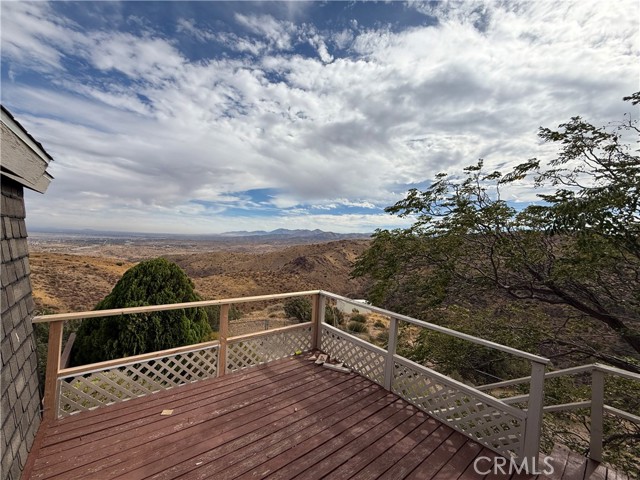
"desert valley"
28,230,372,315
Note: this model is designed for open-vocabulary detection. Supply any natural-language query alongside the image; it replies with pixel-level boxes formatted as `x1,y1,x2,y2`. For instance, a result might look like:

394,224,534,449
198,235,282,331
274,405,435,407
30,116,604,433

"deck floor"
25,356,623,480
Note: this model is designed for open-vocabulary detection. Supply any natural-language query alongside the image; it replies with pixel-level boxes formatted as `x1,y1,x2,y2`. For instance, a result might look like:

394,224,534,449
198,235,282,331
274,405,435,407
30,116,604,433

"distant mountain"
220,228,370,240
30,227,371,242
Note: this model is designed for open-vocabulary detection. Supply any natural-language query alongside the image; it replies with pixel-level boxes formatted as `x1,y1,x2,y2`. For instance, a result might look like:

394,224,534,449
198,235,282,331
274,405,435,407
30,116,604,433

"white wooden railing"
318,291,549,463
33,290,639,469
34,291,319,419
477,363,640,462
55,341,220,416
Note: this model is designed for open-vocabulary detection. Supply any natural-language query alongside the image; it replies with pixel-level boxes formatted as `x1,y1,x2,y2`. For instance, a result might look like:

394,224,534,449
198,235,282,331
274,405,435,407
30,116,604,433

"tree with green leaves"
72,258,211,365
283,297,312,322
353,93,640,371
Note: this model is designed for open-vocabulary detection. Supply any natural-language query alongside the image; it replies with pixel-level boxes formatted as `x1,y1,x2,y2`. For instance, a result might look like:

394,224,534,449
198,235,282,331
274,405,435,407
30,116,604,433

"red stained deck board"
127,377,382,479
404,431,470,480
431,437,484,480
237,391,398,479
42,358,307,448
325,409,431,479
25,356,620,480
348,415,442,480
32,361,329,478
376,424,456,480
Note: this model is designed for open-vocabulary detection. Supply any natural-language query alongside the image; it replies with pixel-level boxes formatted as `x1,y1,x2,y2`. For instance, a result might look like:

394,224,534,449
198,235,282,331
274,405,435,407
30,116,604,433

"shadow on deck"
24,356,623,480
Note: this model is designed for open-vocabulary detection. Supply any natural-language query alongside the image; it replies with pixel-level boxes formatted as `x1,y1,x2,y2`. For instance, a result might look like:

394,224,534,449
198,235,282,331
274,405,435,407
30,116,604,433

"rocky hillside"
168,239,370,300
29,239,371,313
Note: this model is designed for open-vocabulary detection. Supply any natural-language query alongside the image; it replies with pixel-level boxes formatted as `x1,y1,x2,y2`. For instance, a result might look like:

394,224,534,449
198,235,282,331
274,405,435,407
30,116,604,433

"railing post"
311,294,324,351
43,320,64,422
590,368,605,462
217,304,229,377
383,317,399,391
521,361,546,472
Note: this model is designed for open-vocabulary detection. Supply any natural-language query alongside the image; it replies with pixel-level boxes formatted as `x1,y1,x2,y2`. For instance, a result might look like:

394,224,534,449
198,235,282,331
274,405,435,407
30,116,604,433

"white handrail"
58,339,220,377
543,401,592,413
319,291,550,364
33,290,322,323
594,363,640,381
604,405,640,423
475,361,639,464
478,364,640,392
477,364,596,391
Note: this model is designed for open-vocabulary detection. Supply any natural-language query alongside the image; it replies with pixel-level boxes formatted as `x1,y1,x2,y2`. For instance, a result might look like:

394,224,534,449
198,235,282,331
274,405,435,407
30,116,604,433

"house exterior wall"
1,177,41,480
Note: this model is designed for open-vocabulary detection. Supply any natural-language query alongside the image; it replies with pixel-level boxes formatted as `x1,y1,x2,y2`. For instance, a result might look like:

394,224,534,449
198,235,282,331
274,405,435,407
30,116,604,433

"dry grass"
29,252,135,313
28,240,370,314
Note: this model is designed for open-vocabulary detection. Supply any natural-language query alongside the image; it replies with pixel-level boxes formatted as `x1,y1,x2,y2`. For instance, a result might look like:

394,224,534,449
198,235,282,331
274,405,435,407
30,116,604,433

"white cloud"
332,29,355,50
216,31,267,56
3,1,639,234
309,34,333,64
1,2,78,71
176,18,216,42
87,32,185,82
234,13,296,52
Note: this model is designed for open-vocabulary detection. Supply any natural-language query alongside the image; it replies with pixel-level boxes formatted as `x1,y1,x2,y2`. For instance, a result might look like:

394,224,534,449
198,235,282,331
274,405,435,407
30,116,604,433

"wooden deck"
24,356,625,480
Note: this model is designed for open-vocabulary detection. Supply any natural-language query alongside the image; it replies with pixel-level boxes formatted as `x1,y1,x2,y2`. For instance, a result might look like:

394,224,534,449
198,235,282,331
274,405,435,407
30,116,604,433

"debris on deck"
323,362,351,374
314,353,328,365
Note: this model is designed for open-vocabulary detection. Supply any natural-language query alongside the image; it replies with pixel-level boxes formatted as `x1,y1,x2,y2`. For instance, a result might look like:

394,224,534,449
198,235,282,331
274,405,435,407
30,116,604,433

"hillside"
169,239,370,300
29,253,135,313
28,239,370,313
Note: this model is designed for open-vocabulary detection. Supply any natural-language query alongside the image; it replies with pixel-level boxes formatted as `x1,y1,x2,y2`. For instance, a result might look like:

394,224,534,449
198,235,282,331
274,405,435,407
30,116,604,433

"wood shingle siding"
1,178,42,480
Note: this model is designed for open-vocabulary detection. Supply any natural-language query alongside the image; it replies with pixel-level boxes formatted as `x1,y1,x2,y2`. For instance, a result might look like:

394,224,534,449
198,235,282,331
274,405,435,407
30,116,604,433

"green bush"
373,319,386,328
71,258,211,365
347,321,368,333
324,306,344,326
350,313,367,323
375,330,389,348
203,304,242,331
284,297,312,322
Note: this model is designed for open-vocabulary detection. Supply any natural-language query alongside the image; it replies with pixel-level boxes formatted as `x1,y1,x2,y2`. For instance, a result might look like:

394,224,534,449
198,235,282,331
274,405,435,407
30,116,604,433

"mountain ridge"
30,227,371,240
219,228,370,239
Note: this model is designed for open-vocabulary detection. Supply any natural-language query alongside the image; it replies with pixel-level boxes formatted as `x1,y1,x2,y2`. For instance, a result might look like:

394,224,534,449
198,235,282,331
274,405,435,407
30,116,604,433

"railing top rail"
319,291,550,365
477,364,595,391
594,363,640,381
32,288,547,363
33,290,322,323
477,363,640,392
58,339,221,377
604,405,640,424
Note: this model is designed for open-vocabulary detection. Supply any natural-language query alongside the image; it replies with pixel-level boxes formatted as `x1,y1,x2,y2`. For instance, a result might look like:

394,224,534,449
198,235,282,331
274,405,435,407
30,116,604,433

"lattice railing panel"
320,325,386,385
392,361,524,457
226,325,312,373
57,345,218,417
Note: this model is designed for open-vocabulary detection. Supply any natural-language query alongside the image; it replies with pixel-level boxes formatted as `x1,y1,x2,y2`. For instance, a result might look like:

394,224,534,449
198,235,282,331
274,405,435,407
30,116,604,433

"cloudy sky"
1,1,638,234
